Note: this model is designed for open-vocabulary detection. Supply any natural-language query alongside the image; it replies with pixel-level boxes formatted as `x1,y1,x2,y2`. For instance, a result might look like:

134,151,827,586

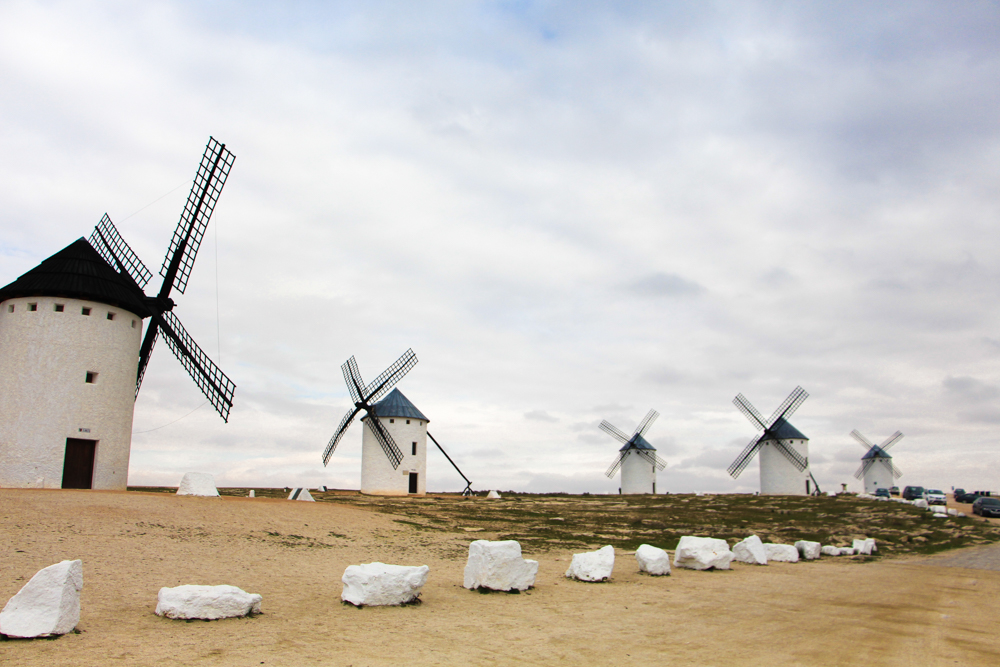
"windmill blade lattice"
605,450,628,478
160,137,235,295
880,431,904,451
728,433,764,477
90,214,152,289
599,420,631,445
853,459,876,480
772,439,808,472
728,386,809,478
635,448,667,471
634,409,659,438
158,310,236,422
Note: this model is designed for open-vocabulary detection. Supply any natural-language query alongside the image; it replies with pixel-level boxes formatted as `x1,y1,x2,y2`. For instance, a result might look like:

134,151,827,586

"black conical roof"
861,446,891,460
763,417,808,441
0,238,151,317
371,388,428,422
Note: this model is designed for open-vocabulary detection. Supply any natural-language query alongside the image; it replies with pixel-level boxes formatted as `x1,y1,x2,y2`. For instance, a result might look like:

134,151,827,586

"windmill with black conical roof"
601,409,666,494
851,430,903,494
0,137,237,490
728,386,816,495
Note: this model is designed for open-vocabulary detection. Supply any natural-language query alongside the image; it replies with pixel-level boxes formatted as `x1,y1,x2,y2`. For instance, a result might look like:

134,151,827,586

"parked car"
890,486,900,496
972,497,1000,518
954,488,966,499
956,491,979,503
874,488,891,498
902,486,925,501
924,489,947,506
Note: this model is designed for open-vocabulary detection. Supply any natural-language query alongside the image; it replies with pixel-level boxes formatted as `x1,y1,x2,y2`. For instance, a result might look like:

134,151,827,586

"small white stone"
913,499,929,509
673,536,734,570
852,538,877,555
155,585,262,620
930,505,947,514
463,540,538,591
732,535,768,565
820,545,841,556
0,560,82,638
795,540,822,560
176,473,219,497
764,543,800,562
287,488,315,501
635,544,671,575
565,545,615,582
486,490,502,499
947,508,959,516
341,563,429,606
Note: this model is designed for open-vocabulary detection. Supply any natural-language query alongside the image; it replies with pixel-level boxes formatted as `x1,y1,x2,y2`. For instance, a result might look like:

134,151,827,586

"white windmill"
600,409,667,494
851,430,903,494
728,386,817,495
322,349,473,496
0,138,237,490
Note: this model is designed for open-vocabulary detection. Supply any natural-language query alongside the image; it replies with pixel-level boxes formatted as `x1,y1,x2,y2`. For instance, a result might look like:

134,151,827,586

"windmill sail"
728,387,809,478
90,214,152,289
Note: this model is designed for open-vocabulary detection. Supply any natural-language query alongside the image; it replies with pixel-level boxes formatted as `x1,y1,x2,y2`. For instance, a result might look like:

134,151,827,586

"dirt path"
2,489,998,666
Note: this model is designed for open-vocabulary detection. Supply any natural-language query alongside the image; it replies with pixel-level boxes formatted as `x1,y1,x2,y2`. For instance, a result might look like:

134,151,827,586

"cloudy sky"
2,1,999,494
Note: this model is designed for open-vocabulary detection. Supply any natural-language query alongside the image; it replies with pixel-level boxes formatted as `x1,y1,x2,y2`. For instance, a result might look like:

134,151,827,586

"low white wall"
0,296,142,490
621,451,656,494
759,439,811,495
360,415,427,495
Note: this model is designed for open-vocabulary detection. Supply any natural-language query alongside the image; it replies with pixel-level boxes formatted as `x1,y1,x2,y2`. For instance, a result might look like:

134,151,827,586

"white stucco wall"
863,459,895,494
620,451,656,494
359,415,427,495
0,296,142,490
759,439,811,495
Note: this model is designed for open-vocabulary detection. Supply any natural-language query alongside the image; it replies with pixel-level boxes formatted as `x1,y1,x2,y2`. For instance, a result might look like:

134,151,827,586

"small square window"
412,442,417,456
406,419,411,424
389,418,394,423
7,304,12,313
54,304,64,312
107,312,115,321
85,371,98,384
81,307,91,316
28,303,37,312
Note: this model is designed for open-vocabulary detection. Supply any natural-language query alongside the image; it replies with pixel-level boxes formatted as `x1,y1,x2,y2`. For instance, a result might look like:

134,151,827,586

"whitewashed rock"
852,538,877,555
155,585,261,620
565,545,615,582
341,563,429,606
635,544,671,575
820,545,841,556
913,499,929,509
764,543,800,562
947,508,959,516
176,473,219,497
930,504,947,514
463,540,538,591
732,535,768,565
486,490,502,499
287,488,315,501
673,536,734,571
795,540,822,560
248,490,255,498
0,560,82,638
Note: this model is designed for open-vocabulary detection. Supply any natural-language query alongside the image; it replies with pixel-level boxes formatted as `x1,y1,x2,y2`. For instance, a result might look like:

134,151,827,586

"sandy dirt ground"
1,489,999,666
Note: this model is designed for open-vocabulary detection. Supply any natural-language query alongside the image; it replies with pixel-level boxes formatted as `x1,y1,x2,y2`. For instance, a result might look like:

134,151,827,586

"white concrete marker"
176,473,219,497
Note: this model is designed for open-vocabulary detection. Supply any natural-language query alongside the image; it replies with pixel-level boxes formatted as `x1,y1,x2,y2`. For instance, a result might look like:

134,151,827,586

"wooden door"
62,438,97,489
408,472,418,494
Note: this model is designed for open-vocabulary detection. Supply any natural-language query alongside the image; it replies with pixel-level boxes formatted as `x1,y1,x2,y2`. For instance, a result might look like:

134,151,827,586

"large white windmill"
0,138,237,491
728,386,817,495
600,409,666,494
851,430,903,494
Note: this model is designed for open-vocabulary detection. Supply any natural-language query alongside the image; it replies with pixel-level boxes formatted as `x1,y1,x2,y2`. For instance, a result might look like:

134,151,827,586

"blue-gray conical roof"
764,417,808,441
619,433,656,451
371,388,428,422
861,446,891,460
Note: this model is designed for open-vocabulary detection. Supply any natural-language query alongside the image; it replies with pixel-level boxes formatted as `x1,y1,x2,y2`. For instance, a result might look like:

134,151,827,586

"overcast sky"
2,1,999,494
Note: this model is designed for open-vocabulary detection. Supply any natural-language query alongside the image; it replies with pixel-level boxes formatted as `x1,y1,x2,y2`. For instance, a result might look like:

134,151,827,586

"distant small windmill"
728,386,817,495
851,430,903,494
601,409,666,494
322,349,472,495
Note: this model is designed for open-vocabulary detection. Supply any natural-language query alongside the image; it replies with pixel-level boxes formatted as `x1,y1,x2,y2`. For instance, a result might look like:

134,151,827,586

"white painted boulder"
486,490,502,499
930,504,947,514
176,473,219,497
635,544,671,575
288,488,315,501
155,585,262,620
821,545,841,556
852,538,877,555
341,563,429,606
565,545,615,582
732,535,768,565
764,543,799,563
913,498,929,509
463,540,538,591
673,536,734,571
0,560,82,638
795,540,822,560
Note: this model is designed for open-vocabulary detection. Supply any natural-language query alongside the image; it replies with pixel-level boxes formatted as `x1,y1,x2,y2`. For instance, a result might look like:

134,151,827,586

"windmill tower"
728,386,814,495
851,430,903,494
601,410,666,494
0,138,237,490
